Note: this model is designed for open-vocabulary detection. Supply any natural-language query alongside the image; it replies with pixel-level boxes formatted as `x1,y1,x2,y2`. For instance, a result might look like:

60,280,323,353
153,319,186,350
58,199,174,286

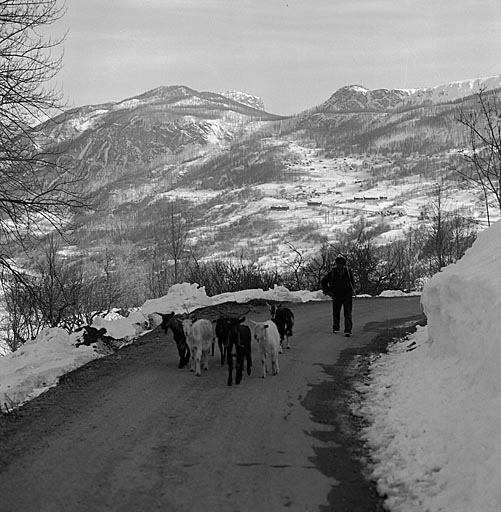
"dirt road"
0,297,424,512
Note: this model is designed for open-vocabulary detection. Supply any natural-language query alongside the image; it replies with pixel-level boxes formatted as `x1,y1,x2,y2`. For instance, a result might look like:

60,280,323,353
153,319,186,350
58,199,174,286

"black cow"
270,304,294,351
216,316,252,386
215,317,229,365
159,312,191,369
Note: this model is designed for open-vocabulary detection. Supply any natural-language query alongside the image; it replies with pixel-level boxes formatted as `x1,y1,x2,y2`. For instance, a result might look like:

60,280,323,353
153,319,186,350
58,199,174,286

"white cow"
182,317,215,376
250,320,280,378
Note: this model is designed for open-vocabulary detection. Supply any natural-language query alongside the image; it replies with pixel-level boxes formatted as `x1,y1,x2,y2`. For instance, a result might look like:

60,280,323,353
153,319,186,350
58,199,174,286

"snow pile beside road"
357,220,501,511
0,328,100,409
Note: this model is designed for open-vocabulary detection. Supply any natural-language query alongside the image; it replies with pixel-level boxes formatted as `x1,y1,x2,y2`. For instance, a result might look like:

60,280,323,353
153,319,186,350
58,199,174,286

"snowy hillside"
168,137,492,269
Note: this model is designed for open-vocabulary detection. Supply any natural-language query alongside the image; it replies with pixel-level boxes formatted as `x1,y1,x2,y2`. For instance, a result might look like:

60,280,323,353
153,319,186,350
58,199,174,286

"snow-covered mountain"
402,75,501,107
34,74,501,273
42,85,280,145
315,75,501,113
220,91,266,111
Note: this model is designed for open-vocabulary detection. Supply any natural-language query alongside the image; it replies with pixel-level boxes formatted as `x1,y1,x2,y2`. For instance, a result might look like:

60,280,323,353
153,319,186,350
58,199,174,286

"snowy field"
2,219,501,510
356,219,501,511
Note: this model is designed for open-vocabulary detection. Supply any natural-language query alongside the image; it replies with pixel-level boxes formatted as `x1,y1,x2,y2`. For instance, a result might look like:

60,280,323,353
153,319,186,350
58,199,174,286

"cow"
216,316,252,386
181,317,215,376
250,320,280,378
215,317,229,366
269,303,294,351
159,312,190,369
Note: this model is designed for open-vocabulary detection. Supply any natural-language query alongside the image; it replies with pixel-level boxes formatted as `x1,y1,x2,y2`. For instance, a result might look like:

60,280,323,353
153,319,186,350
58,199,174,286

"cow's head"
160,312,176,334
269,303,282,320
216,316,245,347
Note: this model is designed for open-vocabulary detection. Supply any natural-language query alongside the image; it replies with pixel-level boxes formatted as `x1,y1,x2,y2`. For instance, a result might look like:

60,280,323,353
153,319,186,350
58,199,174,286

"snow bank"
0,328,104,410
141,283,324,317
421,220,501,392
379,290,421,298
358,219,501,511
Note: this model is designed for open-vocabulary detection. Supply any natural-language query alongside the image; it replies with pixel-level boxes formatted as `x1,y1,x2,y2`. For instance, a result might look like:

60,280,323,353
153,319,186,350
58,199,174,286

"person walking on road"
321,256,356,337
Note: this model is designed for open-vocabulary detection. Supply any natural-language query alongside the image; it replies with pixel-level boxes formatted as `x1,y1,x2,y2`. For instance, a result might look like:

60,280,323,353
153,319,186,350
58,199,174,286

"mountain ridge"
29,73,501,288
313,75,501,114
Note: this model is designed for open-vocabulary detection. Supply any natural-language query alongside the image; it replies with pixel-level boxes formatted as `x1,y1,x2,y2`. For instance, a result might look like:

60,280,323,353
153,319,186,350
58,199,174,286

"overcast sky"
52,0,501,115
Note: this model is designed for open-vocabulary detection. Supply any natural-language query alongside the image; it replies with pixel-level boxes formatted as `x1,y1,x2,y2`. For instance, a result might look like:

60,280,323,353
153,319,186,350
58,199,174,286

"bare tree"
285,242,305,290
0,273,41,350
150,200,191,284
0,234,84,347
0,0,85,270
303,241,336,290
166,201,190,282
457,88,501,224
419,182,476,273
146,245,170,298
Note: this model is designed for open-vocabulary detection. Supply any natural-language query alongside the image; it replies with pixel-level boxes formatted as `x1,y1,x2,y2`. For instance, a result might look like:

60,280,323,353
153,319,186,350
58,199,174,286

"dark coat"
321,266,355,298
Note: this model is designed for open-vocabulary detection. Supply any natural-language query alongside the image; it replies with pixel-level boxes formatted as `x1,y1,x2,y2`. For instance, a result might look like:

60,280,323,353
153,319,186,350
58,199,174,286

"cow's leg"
235,348,243,385
177,354,184,369
177,344,186,368
285,334,291,349
261,355,267,378
202,349,209,371
189,348,195,372
246,347,252,376
278,337,283,354
219,340,225,365
227,343,234,386
272,353,279,375
194,347,202,376
180,347,190,368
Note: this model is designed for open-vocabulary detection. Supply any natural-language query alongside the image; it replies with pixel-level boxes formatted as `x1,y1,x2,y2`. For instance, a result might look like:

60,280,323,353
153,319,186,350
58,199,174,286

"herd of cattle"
158,304,295,386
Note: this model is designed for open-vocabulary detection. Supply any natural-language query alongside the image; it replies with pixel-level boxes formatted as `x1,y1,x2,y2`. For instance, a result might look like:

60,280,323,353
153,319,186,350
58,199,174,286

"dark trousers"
331,295,353,333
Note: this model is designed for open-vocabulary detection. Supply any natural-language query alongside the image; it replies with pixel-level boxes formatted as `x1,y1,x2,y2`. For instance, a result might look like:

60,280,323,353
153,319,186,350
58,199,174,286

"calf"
216,316,252,386
182,317,215,376
270,304,294,351
159,312,190,369
251,320,280,378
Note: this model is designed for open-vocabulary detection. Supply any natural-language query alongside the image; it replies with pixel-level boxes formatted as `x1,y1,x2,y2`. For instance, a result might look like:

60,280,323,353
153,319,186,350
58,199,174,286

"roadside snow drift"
357,219,501,512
